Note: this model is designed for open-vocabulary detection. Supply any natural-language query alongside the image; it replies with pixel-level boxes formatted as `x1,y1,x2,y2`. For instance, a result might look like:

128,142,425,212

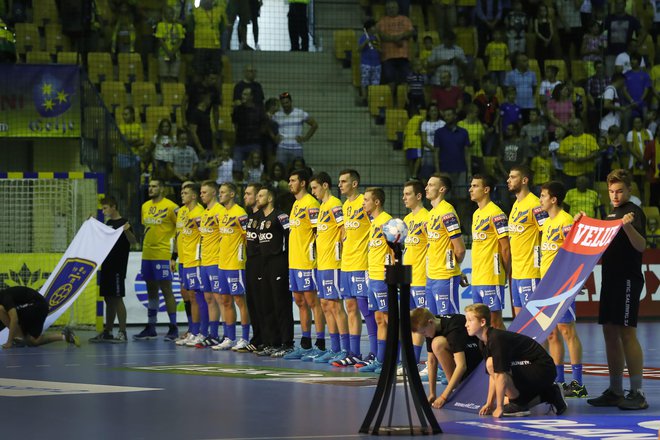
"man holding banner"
585,169,648,410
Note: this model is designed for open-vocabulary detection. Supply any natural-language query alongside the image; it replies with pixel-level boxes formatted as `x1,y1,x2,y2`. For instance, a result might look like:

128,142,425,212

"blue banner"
446,216,622,413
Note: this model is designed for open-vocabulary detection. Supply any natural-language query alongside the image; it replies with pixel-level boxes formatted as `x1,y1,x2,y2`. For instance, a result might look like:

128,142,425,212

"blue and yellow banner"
0,65,80,137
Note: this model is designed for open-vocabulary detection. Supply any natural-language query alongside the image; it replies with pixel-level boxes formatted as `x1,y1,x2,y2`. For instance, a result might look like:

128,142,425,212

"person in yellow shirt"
484,29,509,86
403,109,424,180
358,187,393,373
173,182,206,347
283,168,325,360
539,180,587,399
154,7,185,82
213,182,251,351
135,179,179,341
507,166,548,316
195,180,227,348
333,169,377,367
557,119,600,188
309,172,350,362
564,175,604,219
469,174,510,330
530,144,554,191
458,104,486,175
192,0,226,75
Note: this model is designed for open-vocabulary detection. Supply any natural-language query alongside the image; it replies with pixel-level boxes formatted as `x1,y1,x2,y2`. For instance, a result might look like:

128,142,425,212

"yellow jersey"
289,193,320,270
426,200,462,279
509,193,548,280
341,194,370,271
316,196,344,270
199,202,226,266
141,197,178,260
485,41,509,71
218,204,248,270
471,201,509,286
192,2,226,49
558,133,599,177
176,203,204,268
403,208,429,286
540,210,573,277
368,211,393,281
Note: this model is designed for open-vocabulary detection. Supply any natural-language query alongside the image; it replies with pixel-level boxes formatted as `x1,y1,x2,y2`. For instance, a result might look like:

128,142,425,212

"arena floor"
2,322,660,440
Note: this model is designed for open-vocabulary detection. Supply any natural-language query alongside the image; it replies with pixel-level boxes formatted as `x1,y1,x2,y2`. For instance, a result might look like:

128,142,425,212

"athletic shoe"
437,369,448,385
618,390,649,410
283,346,313,360
545,383,568,415
175,333,192,346
245,343,258,352
564,380,588,398
212,337,236,350
255,346,277,356
301,347,326,361
355,352,376,368
359,360,383,373
89,331,114,343
174,331,190,343
271,346,295,358
114,331,128,343
587,389,624,407
231,338,250,352
502,401,531,417
313,350,338,363
62,327,80,347
12,338,27,348
186,334,205,347
164,325,179,342
331,354,363,367
195,335,220,348
133,325,157,340
327,349,349,364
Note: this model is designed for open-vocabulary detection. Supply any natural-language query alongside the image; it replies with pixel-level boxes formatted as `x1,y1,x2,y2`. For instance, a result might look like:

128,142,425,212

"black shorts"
18,296,48,339
510,359,555,405
381,58,410,85
99,271,127,298
599,276,644,327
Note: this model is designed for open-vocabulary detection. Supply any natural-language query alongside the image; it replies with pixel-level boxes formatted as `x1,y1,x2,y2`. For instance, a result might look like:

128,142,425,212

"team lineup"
131,165,647,417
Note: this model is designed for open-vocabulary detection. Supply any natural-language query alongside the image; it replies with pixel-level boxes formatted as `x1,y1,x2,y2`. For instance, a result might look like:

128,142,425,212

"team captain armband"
493,214,509,235
331,206,343,223
533,206,548,226
308,208,319,224
442,213,461,235
278,213,290,229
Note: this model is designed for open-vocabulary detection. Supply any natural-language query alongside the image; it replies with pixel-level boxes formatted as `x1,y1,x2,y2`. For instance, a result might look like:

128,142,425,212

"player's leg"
159,279,178,340
360,281,388,372
231,294,251,351
215,293,236,349
304,290,325,351
104,296,117,335
197,265,221,347
431,336,456,379
557,302,586,398
619,325,647,409
546,327,565,384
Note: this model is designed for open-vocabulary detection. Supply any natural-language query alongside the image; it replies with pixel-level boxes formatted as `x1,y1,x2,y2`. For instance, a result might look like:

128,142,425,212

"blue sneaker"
283,346,312,360
133,325,157,340
313,350,338,363
331,353,363,367
301,347,326,361
437,368,448,385
327,349,348,364
164,325,179,342
359,360,382,373
355,352,376,369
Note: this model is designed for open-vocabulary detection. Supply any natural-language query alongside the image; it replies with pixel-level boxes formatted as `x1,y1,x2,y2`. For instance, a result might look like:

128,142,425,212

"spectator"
558,118,599,187
533,4,554,72
615,41,647,74
187,91,215,158
244,150,264,183
549,126,567,179
358,19,381,106
504,53,538,121
265,161,289,196
427,30,467,87
191,0,226,75
458,103,486,175
248,0,262,50
154,6,185,82
454,12,478,59
171,128,199,183
210,143,234,184
376,0,414,105
149,119,176,180
647,217,659,249
530,144,555,190
262,97,280,171
432,0,457,40
117,105,144,155
403,105,424,179
623,54,651,121
603,0,644,76
500,86,522,134
625,116,653,196
475,0,503,57
496,123,530,178
229,0,254,50
555,0,583,62
433,108,471,185
565,79,584,124
485,29,509,86
546,84,575,139
599,73,629,135
287,0,310,51
473,77,500,155
406,58,426,116
272,92,318,166
432,70,463,112
521,108,548,153
504,0,528,55
58,0,100,53
110,2,136,56
581,21,606,76
420,103,446,179
233,65,265,106
186,72,221,155
538,65,561,108
564,175,605,219
419,35,434,75
586,60,610,131
597,125,626,181
232,88,268,180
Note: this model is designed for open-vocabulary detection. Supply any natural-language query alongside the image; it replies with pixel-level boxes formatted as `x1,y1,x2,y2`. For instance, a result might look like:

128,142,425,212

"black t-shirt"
425,314,476,354
101,218,131,277
480,327,553,373
0,286,44,331
246,209,262,257
601,201,645,280
604,14,641,55
233,80,265,105
186,81,221,118
232,104,267,145
258,209,290,256
187,107,213,152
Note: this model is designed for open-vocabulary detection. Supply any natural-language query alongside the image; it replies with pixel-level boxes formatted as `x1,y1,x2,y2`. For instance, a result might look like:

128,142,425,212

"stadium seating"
333,29,358,65
571,61,587,84
100,81,128,114
545,59,568,81
118,53,144,84
385,109,409,142
32,0,59,26
395,84,408,109
368,85,393,117
643,206,660,219
161,82,186,112
222,83,235,106
26,51,52,64
131,81,159,117
57,52,80,64
15,23,39,55
87,52,114,83
45,23,70,54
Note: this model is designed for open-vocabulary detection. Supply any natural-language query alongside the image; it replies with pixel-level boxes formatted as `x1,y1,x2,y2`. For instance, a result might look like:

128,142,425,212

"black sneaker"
545,383,567,415
255,346,275,356
502,401,531,417
587,389,624,407
62,327,80,347
89,331,114,343
618,390,649,410
564,380,588,398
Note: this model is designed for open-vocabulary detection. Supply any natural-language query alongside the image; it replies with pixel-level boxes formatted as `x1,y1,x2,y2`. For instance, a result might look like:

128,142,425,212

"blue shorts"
406,148,422,160
317,269,341,300
427,276,461,315
200,265,220,293
289,268,317,292
367,279,388,312
511,278,539,308
181,266,203,292
410,286,428,309
558,301,576,324
472,285,505,311
141,260,172,281
340,270,368,298
218,269,245,295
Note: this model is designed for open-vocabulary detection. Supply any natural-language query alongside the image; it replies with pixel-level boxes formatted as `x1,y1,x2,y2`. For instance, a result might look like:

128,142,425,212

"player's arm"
0,306,19,349
491,370,508,418
622,212,646,252
480,358,496,415
439,351,468,405
450,235,466,264
427,347,438,405
498,236,511,279
123,223,138,245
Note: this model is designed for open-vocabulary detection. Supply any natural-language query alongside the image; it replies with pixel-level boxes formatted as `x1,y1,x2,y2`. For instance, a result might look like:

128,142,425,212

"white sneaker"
231,338,249,351
185,334,205,347
418,366,429,377
176,333,194,346
212,337,235,350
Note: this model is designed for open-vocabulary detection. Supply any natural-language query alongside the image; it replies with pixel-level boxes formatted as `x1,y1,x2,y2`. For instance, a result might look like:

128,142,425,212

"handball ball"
383,218,408,244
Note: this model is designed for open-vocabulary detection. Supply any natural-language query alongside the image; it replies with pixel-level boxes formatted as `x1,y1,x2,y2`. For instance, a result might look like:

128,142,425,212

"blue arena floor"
1,321,660,440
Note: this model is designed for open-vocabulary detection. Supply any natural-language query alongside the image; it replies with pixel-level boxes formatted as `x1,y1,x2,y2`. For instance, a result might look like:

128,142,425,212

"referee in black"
255,186,293,357
243,183,263,352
